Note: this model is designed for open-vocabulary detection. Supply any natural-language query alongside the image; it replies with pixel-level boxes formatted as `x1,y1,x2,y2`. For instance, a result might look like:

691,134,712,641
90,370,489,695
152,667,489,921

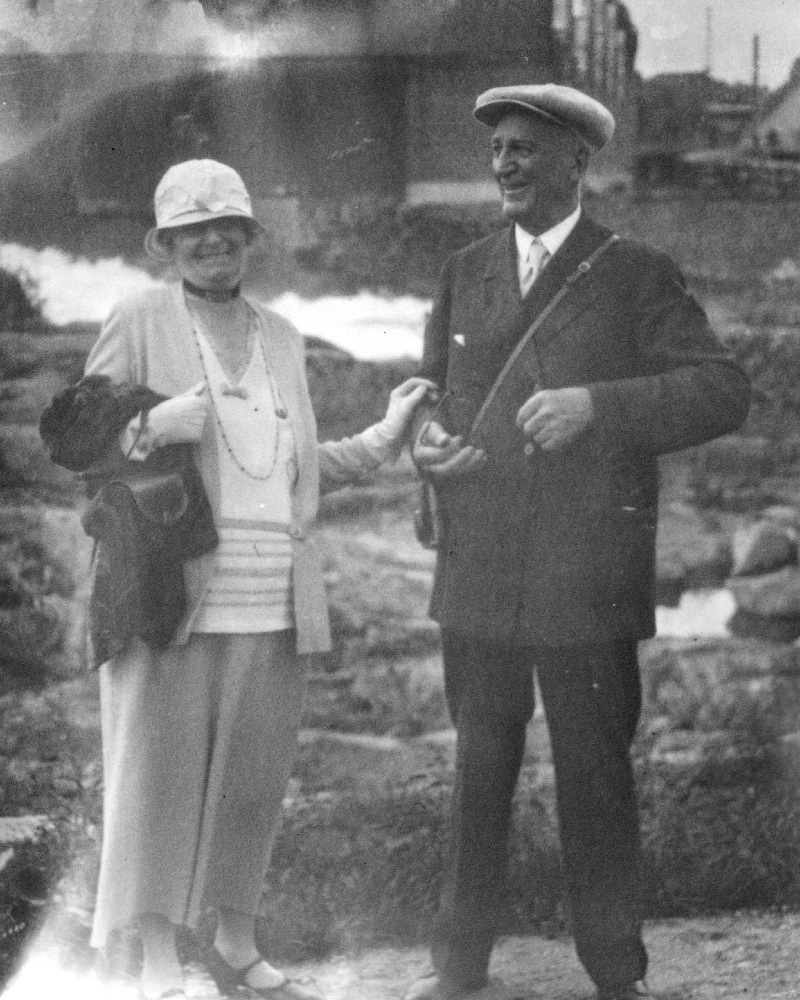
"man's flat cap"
474,84,615,150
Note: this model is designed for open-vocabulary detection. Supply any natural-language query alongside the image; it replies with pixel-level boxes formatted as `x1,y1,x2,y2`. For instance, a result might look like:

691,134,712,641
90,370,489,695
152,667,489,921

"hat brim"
473,96,612,150
154,207,264,232
144,211,264,260
474,99,568,131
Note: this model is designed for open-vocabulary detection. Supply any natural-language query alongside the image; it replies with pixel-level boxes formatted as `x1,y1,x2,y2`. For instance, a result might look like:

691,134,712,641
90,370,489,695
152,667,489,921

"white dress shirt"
515,204,582,292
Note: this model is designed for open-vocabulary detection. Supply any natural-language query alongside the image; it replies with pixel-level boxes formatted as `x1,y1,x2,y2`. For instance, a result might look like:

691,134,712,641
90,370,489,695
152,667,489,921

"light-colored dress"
88,288,389,947
191,328,296,633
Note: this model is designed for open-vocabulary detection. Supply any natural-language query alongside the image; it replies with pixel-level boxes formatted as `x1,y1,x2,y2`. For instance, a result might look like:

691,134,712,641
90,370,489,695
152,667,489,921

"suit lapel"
480,228,525,347
479,214,615,354
469,216,618,446
523,214,611,312
523,214,616,349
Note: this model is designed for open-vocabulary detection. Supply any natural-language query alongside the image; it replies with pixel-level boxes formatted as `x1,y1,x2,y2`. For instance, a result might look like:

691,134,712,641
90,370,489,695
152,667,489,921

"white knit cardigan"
85,282,381,655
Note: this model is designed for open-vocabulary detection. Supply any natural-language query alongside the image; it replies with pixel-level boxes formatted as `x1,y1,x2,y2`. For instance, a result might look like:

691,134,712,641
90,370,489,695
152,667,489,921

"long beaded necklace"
191,308,285,481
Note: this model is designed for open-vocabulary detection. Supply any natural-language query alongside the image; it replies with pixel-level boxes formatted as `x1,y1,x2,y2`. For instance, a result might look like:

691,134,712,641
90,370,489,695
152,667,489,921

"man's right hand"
412,419,487,480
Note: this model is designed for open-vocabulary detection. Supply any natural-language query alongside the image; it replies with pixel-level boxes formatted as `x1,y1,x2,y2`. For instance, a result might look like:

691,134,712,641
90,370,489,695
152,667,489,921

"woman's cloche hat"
144,159,264,259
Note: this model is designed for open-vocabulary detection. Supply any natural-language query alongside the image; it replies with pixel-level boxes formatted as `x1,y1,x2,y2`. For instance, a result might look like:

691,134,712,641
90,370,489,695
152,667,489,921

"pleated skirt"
90,630,305,949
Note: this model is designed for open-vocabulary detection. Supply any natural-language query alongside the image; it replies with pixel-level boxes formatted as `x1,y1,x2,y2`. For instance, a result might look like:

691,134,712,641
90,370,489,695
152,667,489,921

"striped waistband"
218,517,291,534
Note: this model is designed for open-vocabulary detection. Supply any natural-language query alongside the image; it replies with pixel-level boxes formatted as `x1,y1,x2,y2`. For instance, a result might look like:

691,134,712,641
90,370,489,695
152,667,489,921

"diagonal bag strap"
469,233,619,443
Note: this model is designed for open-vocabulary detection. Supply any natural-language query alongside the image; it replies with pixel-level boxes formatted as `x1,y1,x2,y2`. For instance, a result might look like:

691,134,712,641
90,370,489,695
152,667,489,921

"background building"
744,56,800,158
0,0,639,253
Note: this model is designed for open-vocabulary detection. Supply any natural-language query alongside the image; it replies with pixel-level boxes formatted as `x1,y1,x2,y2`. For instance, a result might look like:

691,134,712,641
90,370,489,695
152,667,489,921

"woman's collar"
182,278,241,303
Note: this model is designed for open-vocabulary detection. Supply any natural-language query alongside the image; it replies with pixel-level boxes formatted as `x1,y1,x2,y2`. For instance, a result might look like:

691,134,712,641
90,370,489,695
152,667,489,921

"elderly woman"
41,160,431,1000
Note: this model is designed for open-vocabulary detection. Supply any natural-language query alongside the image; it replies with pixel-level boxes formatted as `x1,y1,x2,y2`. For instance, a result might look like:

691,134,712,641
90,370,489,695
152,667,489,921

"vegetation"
306,350,417,442
0,269,47,333
293,191,800,302
0,515,75,694
2,193,800,979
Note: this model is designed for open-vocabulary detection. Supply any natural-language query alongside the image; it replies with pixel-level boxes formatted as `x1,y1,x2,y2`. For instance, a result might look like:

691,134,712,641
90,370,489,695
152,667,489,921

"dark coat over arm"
418,214,750,646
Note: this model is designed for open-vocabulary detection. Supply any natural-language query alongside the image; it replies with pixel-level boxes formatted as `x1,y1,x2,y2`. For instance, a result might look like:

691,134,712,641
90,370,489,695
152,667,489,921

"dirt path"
268,914,800,1000
9,911,800,998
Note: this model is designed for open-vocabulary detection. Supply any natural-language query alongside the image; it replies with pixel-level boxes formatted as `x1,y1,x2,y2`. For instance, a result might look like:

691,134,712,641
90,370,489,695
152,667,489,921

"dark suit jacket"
418,212,750,645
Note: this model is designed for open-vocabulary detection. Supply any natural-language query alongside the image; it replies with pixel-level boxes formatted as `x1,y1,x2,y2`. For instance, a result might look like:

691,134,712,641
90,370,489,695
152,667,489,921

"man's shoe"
404,974,525,1000
596,980,651,1000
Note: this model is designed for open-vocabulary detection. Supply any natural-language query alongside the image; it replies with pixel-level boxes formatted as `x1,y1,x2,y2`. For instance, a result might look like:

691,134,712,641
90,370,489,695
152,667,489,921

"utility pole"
753,34,760,98
705,5,713,76
752,34,762,153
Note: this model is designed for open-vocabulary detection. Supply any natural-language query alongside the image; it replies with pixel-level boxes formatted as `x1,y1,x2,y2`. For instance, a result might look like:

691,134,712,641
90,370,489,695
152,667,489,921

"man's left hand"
516,387,594,452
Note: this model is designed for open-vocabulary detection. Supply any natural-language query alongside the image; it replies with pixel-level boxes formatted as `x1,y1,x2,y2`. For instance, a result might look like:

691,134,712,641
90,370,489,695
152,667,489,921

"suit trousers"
431,632,648,991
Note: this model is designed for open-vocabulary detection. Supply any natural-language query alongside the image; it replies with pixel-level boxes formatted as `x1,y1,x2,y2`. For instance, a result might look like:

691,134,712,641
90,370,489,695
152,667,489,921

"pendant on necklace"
221,383,249,399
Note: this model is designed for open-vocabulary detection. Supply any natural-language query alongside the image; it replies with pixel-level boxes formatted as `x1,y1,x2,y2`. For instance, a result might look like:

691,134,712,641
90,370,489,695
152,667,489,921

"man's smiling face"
491,111,587,235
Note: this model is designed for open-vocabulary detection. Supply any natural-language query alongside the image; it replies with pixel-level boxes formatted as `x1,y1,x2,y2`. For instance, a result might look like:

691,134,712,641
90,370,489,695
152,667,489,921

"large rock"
35,508,93,675
656,501,732,601
778,729,800,763
0,507,92,678
0,331,94,382
37,507,92,571
728,608,800,643
0,604,65,684
639,636,800,736
731,520,797,577
0,426,77,492
728,566,800,618
0,372,71,425
295,730,431,794
694,435,773,477
642,636,800,681
762,505,800,532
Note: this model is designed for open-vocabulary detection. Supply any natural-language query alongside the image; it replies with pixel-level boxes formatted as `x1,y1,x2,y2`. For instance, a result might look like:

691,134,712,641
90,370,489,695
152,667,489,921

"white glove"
360,378,436,463
120,381,209,459
146,381,209,446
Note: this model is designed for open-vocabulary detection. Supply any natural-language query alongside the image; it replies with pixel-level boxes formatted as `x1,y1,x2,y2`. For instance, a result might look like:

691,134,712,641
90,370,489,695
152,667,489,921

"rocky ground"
3,263,800,997
3,482,800,998
229,912,800,1000
11,910,800,998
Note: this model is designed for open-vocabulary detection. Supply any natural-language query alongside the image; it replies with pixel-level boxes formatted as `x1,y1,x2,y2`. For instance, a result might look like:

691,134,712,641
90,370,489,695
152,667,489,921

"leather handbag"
119,471,188,527
84,444,218,561
81,445,218,663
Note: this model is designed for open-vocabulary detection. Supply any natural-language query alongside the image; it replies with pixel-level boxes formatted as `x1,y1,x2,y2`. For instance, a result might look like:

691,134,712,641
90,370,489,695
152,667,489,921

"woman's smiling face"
169,216,250,291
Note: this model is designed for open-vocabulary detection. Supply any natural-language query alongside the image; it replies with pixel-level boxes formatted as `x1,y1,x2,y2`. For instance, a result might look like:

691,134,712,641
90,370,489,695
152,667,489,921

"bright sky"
625,0,800,89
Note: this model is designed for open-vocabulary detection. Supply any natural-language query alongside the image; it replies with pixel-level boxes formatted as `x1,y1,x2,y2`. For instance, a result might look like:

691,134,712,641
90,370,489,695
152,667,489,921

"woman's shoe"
203,946,323,1000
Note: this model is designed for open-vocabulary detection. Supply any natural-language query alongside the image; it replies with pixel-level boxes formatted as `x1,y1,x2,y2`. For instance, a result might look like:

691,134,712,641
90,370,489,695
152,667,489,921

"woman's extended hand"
147,381,209,446
356,378,437,465
378,377,438,444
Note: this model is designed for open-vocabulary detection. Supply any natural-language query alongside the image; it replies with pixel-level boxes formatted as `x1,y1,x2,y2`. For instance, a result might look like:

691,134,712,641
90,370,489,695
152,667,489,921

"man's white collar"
515,205,582,261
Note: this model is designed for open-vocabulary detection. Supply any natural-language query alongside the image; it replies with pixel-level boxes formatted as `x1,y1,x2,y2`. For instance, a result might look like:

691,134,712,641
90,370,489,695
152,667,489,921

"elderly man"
407,85,750,1000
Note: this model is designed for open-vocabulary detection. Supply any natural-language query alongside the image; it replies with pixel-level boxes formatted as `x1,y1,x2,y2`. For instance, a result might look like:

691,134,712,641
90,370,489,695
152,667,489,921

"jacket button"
289,524,304,540
523,442,535,457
